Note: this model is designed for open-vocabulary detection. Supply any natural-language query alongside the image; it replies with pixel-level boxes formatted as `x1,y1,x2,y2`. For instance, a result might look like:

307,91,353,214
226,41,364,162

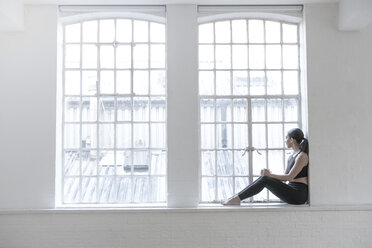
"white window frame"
198,10,308,204
56,8,168,207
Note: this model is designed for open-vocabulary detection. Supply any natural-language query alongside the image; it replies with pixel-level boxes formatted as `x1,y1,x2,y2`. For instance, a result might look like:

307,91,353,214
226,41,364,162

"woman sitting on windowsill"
222,128,309,205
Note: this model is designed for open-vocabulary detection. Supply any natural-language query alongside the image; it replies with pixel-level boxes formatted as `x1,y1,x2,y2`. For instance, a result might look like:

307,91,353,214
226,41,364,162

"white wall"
1,3,372,248
306,3,372,205
0,5,56,209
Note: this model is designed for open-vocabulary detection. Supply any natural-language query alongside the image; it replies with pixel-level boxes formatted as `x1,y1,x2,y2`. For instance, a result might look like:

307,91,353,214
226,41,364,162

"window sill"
2,203,372,215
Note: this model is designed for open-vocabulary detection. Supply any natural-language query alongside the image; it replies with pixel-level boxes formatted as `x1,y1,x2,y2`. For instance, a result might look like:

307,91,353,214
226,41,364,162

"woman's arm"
262,152,308,181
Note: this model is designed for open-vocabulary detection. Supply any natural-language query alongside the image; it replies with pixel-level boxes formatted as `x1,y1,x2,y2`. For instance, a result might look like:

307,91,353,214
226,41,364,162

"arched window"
199,17,304,203
60,15,167,205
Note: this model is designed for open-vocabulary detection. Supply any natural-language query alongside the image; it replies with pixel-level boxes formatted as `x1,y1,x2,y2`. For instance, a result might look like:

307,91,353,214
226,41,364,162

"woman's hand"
260,169,271,177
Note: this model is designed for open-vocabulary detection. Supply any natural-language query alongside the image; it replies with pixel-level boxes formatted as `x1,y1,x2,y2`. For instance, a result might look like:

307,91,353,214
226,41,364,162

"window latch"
242,146,262,156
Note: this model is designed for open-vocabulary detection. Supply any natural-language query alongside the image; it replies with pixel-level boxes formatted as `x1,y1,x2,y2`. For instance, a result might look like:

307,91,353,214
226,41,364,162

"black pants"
238,176,308,205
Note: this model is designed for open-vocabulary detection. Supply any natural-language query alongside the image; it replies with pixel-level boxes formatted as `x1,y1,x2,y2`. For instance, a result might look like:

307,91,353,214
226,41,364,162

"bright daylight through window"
61,18,167,205
199,19,303,203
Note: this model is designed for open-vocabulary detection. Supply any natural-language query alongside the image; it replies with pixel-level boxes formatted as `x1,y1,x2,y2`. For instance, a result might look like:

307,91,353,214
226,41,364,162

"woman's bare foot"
221,195,241,206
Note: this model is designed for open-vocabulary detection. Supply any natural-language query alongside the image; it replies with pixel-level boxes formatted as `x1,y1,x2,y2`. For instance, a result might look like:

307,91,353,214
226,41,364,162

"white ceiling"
1,0,372,31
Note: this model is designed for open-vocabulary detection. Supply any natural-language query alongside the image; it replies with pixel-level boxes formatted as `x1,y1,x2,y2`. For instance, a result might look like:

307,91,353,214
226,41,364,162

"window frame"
57,12,168,207
197,13,307,204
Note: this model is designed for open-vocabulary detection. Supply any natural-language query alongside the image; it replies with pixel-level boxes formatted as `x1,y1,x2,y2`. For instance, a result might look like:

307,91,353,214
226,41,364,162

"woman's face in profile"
285,135,293,148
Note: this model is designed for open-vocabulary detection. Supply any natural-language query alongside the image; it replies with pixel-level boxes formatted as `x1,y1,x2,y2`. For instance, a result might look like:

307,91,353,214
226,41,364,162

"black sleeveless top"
287,152,308,179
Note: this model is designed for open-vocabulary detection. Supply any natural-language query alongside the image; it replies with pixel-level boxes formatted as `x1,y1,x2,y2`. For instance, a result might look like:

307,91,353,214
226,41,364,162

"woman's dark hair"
287,128,309,154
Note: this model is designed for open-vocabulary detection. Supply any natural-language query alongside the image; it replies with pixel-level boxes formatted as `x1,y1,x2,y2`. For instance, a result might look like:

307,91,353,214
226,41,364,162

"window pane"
199,45,214,69
133,20,148,42
251,98,266,122
133,124,149,148
201,124,215,149
150,70,166,95
117,124,131,148
82,150,97,176
100,45,114,68
116,151,131,176
150,44,165,68
233,71,248,95
116,45,131,69
82,71,97,95
249,45,264,69
284,98,299,122
283,23,298,43
199,71,214,95
82,97,97,122
151,123,166,148
200,99,215,122
133,44,149,69
64,177,80,203
133,97,149,121
234,151,248,175
65,45,80,68
82,177,97,203
217,150,233,176
248,20,264,43
216,71,231,95
267,71,282,95
217,177,233,201
83,21,97,42
250,71,265,95
65,23,80,43
100,71,114,94
201,151,215,176
132,177,150,203
99,97,115,122
233,98,248,122
252,124,266,148
117,177,132,202
99,177,116,202
150,97,166,122
266,45,281,69
117,97,131,121
64,151,80,176
283,71,299,95
82,124,97,149
64,97,80,122
232,20,247,43
234,124,248,149
216,99,232,122
64,124,80,148
150,177,166,202
215,21,230,43
199,23,214,43
98,150,115,175
216,45,231,69
150,150,166,175
99,124,114,148
265,21,280,43
150,22,165,42
82,45,97,69
216,124,232,149
116,70,131,94
232,45,248,69
99,19,115,43
116,19,132,42
133,150,150,175
283,45,298,69
267,99,283,122
268,124,283,148
65,71,80,95
201,177,216,202
133,70,149,95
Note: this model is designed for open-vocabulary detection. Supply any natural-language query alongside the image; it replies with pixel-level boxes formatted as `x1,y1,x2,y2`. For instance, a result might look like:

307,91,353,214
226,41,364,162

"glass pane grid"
199,19,301,203
62,18,167,205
